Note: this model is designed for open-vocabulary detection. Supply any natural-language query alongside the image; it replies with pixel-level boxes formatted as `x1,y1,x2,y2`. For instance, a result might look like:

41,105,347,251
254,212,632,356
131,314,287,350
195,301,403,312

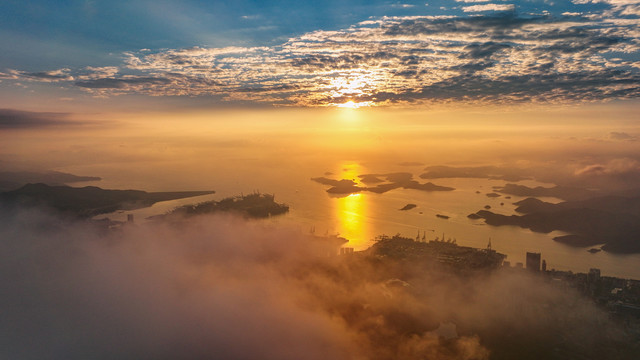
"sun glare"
339,101,357,108
336,100,372,109
332,163,371,249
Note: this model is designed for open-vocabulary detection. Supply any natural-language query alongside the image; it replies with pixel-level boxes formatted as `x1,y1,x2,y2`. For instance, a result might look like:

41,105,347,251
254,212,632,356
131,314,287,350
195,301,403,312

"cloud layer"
0,108,74,128
0,207,635,359
3,2,640,107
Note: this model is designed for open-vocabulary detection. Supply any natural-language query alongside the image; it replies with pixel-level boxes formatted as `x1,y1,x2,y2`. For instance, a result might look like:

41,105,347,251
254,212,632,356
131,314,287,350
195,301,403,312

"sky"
1,0,639,112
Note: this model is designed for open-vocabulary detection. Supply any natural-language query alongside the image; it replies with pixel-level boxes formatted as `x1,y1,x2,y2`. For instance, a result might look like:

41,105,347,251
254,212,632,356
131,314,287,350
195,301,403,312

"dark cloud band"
5,9,640,107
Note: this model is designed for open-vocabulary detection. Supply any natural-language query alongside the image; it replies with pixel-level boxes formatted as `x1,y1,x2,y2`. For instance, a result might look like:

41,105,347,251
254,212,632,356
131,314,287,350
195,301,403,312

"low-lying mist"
1,206,636,360
3,106,640,194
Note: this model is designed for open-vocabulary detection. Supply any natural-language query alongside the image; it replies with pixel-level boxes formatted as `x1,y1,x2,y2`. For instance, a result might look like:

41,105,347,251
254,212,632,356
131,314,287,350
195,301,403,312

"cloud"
81,66,120,79
0,109,74,129
575,157,640,176
74,77,171,89
9,68,74,82
462,4,516,12
391,3,415,8
0,207,632,359
573,157,640,189
609,131,637,140
4,6,640,107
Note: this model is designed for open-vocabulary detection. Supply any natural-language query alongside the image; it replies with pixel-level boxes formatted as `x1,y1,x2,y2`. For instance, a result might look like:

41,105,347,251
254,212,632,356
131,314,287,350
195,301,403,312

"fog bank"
0,207,636,359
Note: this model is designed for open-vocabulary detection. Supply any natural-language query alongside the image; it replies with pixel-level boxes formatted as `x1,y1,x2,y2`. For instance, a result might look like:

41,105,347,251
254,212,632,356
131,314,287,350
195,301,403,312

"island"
419,165,529,181
398,161,424,166
399,203,417,211
359,174,385,184
312,172,454,196
514,195,640,217
496,183,597,201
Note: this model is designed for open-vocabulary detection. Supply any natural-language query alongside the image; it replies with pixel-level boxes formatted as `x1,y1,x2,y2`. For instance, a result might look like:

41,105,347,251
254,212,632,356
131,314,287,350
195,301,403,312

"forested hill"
0,183,214,217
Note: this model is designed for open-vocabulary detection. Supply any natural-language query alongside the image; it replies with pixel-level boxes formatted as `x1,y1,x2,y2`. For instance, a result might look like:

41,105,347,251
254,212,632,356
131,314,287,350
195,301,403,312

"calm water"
88,158,640,280
26,110,635,280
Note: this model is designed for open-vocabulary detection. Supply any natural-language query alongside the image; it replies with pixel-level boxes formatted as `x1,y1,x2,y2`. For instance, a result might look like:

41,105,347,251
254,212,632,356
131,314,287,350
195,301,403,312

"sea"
84,157,640,280
14,108,638,280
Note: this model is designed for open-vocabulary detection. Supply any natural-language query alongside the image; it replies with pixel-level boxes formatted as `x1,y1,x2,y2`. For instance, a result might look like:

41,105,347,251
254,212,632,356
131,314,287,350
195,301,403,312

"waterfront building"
526,252,541,272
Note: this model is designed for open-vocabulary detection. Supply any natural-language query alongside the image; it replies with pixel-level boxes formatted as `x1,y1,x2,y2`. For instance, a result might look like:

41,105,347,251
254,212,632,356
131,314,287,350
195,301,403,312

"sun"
336,100,373,109
338,101,358,109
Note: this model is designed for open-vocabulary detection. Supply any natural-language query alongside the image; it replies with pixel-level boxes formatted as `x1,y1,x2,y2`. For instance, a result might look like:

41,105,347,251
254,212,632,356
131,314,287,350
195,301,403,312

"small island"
496,183,596,201
553,234,602,247
399,203,417,211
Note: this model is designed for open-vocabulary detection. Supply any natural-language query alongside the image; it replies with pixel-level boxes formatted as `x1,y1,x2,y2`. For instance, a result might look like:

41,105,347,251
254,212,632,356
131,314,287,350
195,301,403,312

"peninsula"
150,192,289,220
0,183,214,218
470,207,640,253
0,170,101,191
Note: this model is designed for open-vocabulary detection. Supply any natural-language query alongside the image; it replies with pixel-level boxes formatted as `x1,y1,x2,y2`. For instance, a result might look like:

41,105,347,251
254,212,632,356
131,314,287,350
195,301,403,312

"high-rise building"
526,252,541,272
